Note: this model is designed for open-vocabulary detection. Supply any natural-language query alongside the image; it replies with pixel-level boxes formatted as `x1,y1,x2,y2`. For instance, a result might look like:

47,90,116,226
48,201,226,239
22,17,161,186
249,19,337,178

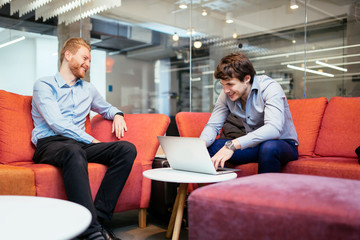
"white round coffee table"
143,168,237,240
0,195,92,240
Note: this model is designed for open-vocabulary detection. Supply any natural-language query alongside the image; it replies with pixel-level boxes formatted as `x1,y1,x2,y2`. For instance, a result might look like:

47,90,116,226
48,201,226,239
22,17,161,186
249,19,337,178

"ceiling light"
290,0,299,10
194,41,202,49
281,53,360,65
179,3,187,9
292,39,296,44
252,43,360,61
233,32,238,39
0,36,25,49
191,77,201,81
226,12,234,24
287,64,334,77
201,9,207,16
172,32,179,41
315,60,348,72
186,28,195,35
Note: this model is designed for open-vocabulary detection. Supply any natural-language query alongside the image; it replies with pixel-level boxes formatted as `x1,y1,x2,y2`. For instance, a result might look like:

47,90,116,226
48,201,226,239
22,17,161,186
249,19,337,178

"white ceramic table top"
0,195,92,240
143,168,237,183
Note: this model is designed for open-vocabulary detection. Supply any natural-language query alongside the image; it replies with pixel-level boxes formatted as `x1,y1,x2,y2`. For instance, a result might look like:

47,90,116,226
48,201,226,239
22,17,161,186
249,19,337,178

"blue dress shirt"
200,75,298,149
31,72,121,146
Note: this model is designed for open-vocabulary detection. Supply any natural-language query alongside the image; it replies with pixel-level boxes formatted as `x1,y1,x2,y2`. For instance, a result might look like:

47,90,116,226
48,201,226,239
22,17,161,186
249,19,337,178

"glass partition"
0,0,359,118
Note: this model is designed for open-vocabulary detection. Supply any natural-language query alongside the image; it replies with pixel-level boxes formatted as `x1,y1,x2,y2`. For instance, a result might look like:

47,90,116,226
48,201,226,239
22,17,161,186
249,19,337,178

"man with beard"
200,52,299,173
31,38,136,240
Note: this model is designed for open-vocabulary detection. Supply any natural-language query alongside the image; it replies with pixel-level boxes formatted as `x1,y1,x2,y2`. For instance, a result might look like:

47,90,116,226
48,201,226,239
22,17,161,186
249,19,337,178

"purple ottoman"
188,173,360,240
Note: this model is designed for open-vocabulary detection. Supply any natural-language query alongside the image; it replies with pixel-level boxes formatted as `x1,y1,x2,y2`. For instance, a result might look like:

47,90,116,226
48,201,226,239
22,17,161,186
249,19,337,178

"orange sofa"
176,97,360,179
0,90,170,227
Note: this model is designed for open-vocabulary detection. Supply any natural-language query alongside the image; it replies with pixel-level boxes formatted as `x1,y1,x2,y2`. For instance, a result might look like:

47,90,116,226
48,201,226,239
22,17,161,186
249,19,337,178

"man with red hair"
31,38,134,240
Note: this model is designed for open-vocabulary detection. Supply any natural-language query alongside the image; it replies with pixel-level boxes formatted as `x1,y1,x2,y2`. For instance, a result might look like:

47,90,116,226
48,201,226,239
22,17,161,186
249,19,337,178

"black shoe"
100,225,121,240
79,231,105,240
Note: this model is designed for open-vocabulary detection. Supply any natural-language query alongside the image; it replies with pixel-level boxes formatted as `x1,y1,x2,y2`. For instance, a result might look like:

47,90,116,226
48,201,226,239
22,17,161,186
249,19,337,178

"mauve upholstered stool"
188,173,360,240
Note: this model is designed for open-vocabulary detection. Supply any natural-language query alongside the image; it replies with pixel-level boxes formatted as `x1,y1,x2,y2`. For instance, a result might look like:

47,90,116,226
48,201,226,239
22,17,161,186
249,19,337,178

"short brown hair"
214,52,256,83
59,38,91,65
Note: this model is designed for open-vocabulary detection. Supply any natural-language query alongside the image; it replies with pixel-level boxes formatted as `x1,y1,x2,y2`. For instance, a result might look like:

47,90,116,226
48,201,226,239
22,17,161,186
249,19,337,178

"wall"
0,38,37,95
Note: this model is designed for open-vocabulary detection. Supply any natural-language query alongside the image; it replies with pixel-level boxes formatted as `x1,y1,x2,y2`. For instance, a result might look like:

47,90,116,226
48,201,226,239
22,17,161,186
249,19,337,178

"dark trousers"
32,135,137,236
208,139,298,173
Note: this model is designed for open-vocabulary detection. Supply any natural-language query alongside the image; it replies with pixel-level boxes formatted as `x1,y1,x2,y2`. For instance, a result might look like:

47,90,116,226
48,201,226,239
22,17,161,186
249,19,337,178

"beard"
69,60,86,79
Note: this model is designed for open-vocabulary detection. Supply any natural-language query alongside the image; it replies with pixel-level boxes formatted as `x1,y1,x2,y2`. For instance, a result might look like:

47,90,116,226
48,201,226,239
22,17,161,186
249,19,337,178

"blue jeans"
208,139,298,173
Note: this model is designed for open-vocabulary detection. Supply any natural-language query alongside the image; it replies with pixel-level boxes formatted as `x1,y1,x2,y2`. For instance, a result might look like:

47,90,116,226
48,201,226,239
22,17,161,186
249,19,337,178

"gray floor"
103,210,189,240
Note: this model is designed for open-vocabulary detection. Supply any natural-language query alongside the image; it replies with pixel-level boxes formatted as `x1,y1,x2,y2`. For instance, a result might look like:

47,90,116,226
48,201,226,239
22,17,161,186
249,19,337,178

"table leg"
166,185,181,238
165,183,188,240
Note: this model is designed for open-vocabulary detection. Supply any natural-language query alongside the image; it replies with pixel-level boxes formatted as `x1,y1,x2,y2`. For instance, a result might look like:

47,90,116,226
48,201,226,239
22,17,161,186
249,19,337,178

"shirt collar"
55,72,83,88
250,75,260,92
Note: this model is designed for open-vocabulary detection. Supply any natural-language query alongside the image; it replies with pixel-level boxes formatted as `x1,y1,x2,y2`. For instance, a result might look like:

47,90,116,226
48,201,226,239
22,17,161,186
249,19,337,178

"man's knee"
113,141,137,167
259,140,281,158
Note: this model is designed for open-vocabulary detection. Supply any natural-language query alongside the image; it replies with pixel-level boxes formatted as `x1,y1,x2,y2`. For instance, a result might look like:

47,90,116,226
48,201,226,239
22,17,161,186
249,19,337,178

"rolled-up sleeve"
200,91,229,147
89,85,121,119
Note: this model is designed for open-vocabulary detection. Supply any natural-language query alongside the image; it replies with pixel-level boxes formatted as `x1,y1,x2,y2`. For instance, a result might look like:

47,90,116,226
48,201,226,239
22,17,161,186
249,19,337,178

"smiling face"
67,46,91,79
220,75,251,102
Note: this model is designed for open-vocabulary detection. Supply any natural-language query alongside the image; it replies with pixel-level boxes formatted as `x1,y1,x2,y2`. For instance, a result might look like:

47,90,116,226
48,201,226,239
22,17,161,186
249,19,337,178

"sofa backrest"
176,112,212,137
0,90,35,165
176,97,328,157
0,90,92,165
91,113,170,166
315,97,360,158
287,97,328,157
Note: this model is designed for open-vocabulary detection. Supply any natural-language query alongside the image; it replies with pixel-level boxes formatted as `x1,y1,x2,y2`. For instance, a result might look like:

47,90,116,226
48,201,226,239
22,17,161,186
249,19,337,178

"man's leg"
82,141,136,223
257,140,298,173
207,139,259,166
33,136,101,237
207,139,298,173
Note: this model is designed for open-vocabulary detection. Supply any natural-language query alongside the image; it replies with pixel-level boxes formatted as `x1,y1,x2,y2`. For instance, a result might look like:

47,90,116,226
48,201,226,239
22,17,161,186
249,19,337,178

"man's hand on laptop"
211,147,234,170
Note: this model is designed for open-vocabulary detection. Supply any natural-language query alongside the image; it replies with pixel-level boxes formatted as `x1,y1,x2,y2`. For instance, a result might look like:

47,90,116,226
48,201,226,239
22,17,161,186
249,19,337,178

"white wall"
90,50,106,99
0,34,107,101
35,37,58,80
0,38,37,95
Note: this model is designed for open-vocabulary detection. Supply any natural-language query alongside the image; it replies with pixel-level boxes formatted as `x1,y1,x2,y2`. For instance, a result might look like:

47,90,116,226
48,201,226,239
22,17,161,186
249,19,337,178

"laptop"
157,136,240,175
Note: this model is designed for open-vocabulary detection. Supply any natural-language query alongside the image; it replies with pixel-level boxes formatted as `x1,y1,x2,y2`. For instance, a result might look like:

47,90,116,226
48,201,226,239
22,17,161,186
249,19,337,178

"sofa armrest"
91,114,170,167
176,112,211,137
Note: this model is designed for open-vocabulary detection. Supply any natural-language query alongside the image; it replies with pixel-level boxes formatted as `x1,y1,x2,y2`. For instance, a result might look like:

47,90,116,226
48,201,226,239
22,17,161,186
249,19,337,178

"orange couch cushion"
0,90,35,164
288,97,328,157
0,165,36,195
283,157,360,180
176,112,212,137
315,97,360,158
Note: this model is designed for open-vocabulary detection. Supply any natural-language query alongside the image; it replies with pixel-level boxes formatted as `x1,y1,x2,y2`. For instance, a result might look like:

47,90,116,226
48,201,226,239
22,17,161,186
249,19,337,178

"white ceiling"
101,0,354,39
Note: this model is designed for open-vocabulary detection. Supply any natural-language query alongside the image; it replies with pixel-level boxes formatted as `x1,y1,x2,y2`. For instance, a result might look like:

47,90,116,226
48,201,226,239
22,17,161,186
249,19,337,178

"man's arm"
200,91,230,147
236,82,286,149
89,85,126,139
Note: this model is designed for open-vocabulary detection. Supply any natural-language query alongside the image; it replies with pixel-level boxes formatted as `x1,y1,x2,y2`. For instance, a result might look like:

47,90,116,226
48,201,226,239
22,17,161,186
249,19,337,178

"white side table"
0,195,92,240
143,168,237,240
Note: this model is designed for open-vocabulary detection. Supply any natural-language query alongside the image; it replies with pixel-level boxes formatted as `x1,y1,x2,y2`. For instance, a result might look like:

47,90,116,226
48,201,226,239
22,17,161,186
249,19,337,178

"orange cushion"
315,97,360,158
288,97,328,157
0,165,36,195
91,114,170,166
176,112,211,137
283,157,360,180
0,90,35,164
